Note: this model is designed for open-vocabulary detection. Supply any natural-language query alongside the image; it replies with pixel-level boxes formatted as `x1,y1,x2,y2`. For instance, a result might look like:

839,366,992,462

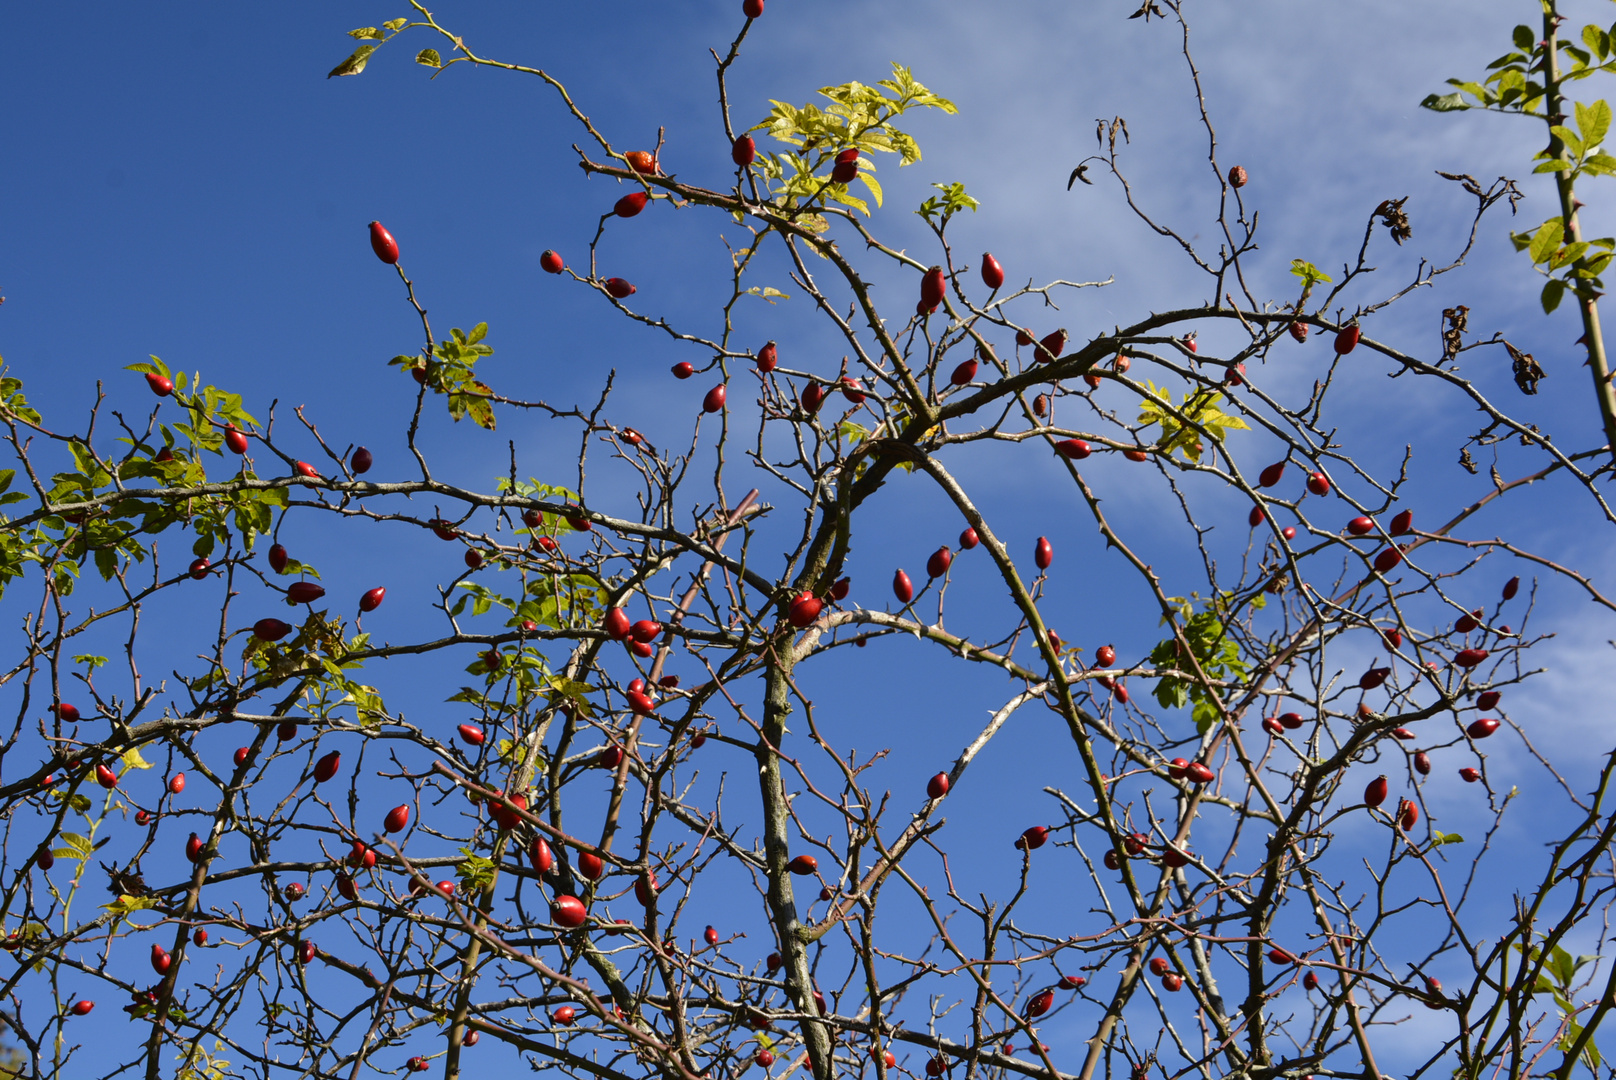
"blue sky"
6,0,1616,1075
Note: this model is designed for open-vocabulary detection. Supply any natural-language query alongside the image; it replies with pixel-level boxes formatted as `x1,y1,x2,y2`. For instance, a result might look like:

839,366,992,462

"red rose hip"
1015,825,1049,851
368,221,399,264
287,581,325,604
253,618,292,641
313,750,341,783
832,149,859,184
1398,798,1419,830
892,569,913,603
552,895,587,928
980,253,1005,290
1056,438,1091,459
531,837,554,874
603,607,632,640
788,594,823,627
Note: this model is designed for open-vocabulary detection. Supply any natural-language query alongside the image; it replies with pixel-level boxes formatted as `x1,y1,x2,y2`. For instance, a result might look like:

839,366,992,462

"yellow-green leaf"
327,45,377,79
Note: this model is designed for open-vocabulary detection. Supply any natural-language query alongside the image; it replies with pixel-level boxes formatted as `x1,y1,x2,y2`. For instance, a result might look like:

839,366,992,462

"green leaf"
744,285,791,303
1582,152,1616,176
1289,259,1333,286
455,850,499,892
382,17,409,30
102,893,160,917
348,26,384,40
1550,241,1590,270
1548,943,1576,987
1513,24,1535,50
1576,98,1612,147
416,48,442,68
915,181,976,222
838,420,870,444
327,45,377,79
1135,381,1250,462
1542,278,1567,313
1590,24,1613,58
1420,92,1472,112
1551,125,1585,157
1429,831,1464,847
52,832,95,862
858,169,885,208
1529,219,1566,264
